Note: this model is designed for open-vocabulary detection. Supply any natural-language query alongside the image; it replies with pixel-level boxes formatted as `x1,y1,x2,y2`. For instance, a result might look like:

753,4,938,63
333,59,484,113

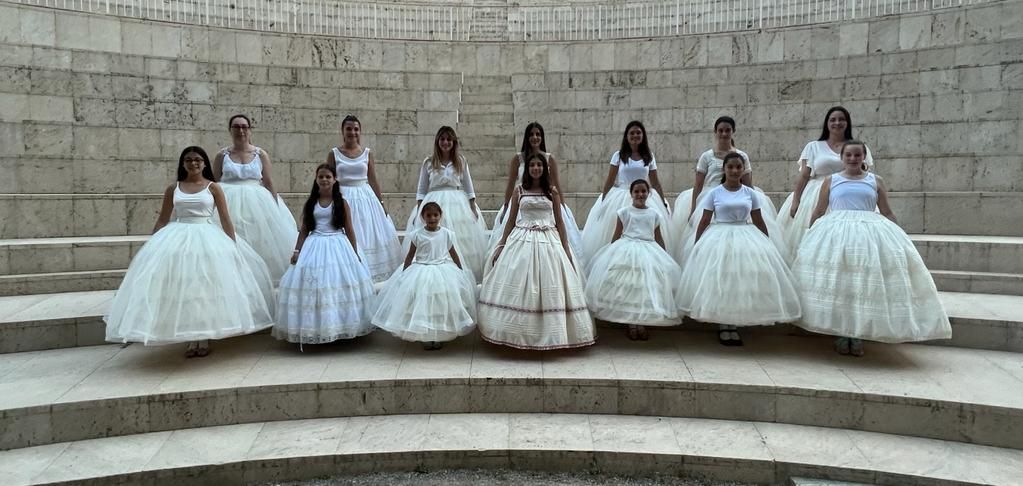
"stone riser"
931,271,1023,296
0,270,126,297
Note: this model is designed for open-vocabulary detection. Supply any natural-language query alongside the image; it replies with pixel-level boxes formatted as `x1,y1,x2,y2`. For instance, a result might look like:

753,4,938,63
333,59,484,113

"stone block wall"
0,0,1020,238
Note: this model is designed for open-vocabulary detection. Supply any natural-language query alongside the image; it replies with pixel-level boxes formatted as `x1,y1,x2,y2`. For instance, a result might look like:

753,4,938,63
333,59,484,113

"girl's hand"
491,247,503,265
789,202,799,218
290,252,299,265
470,204,479,220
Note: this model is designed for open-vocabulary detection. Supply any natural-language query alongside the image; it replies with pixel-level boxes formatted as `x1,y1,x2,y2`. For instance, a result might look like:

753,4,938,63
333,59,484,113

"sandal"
194,340,211,358
729,331,743,346
636,326,649,341
834,337,851,355
185,342,199,358
718,330,731,346
849,339,864,357
627,326,641,341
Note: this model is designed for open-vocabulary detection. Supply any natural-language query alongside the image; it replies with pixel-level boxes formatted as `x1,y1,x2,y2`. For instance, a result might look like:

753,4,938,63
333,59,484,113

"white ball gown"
371,227,477,343
332,147,403,282
273,200,375,344
404,159,488,282
677,185,801,326
215,149,298,284
585,205,682,326
488,153,585,267
105,183,275,345
793,173,951,342
581,152,671,267
777,141,874,261
479,190,595,350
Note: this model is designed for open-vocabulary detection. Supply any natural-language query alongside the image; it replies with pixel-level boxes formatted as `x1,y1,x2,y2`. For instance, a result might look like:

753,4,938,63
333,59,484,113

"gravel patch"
260,469,755,485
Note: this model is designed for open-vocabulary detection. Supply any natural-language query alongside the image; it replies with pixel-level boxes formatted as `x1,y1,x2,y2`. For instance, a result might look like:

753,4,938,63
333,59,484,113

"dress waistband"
515,223,555,231
312,230,345,236
222,179,262,186
339,180,368,187
176,216,212,224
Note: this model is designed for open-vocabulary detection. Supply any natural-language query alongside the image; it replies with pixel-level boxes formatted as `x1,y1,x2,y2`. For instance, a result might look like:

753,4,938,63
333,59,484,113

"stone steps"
2,413,1019,486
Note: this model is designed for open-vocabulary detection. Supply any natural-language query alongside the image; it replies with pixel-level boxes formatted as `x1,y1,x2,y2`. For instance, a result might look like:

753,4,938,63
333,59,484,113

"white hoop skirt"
489,202,586,268
585,238,682,326
776,177,825,262
668,186,784,265
104,221,275,345
677,223,801,326
216,181,298,284
478,227,595,350
340,182,403,283
581,187,671,269
273,231,375,344
371,262,477,343
792,210,952,343
405,190,489,282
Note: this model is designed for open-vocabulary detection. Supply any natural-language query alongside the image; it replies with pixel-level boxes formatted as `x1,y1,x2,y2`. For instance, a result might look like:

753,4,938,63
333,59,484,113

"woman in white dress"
212,114,298,284
479,153,595,350
668,116,783,264
581,120,671,265
274,164,375,346
586,179,682,340
404,126,488,282
105,147,275,357
375,202,477,350
326,114,403,282
778,106,873,261
677,153,801,346
490,122,585,266
793,141,951,356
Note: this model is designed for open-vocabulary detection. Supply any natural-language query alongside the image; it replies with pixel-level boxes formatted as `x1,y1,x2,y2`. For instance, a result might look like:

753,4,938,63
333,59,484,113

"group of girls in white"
104,106,950,359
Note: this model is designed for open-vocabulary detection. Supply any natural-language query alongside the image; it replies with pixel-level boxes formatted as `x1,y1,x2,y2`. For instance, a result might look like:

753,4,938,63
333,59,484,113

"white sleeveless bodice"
411,227,456,265
516,192,556,230
313,202,342,234
220,148,265,183
174,183,214,221
332,147,370,185
617,206,661,241
829,173,877,211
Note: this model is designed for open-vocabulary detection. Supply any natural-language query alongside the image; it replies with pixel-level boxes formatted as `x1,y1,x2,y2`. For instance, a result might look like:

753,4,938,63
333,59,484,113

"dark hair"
302,164,346,231
341,114,361,128
228,114,251,129
818,106,854,141
619,120,653,166
714,116,736,147
431,126,463,174
420,201,443,216
719,152,746,184
177,146,216,182
519,122,547,158
521,153,553,200
629,179,650,193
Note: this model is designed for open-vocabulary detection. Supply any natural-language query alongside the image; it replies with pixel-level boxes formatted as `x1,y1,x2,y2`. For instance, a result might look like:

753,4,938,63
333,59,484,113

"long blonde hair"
430,126,463,174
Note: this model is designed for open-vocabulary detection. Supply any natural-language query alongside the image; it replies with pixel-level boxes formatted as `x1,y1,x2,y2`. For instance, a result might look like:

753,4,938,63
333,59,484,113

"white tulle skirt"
105,219,275,345
669,186,785,265
217,181,298,284
489,202,586,268
777,177,825,262
340,182,403,283
273,231,375,344
479,226,595,350
585,237,682,326
405,189,488,282
371,262,477,342
792,210,952,343
677,223,801,326
581,186,671,268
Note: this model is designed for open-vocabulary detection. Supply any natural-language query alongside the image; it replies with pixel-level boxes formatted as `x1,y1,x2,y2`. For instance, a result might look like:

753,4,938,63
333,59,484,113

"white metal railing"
7,0,995,41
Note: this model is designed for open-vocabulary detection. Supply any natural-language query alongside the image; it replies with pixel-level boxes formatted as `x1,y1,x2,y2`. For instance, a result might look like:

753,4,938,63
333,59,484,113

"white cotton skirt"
580,186,671,269
489,202,586,269
585,238,682,326
273,231,375,344
370,262,477,343
776,177,826,262
105,220,275,345
669,186,786,265
677,223,801,326
405,189,489,283
217,181,299,284
792,210,952,343
478,226,595,350
340,182,403,283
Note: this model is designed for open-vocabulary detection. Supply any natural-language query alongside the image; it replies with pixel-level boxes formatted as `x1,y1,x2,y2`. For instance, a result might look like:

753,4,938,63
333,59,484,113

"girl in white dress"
374,202,477,350
479,153,595,350
586,179,682,340
778,106,874,261
212,114,298,284
793,141,951,357
677,153,802,346
105,147,275,357
327,115,403,282
274,164,375,346
491,122,585,266
668,116,783,264
581,120,671,265
404,126,488,282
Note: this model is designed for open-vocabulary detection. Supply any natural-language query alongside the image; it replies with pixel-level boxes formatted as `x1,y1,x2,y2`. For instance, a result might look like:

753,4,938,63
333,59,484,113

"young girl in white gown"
586,179,682,340
327,115,403,282
374,202,477,350
274,164,375,346
582,120,671,264
213,114,298,283
105,147,275,357
404,126,488,282
479,153,595,350
677,153,802,346
793,141,951,356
